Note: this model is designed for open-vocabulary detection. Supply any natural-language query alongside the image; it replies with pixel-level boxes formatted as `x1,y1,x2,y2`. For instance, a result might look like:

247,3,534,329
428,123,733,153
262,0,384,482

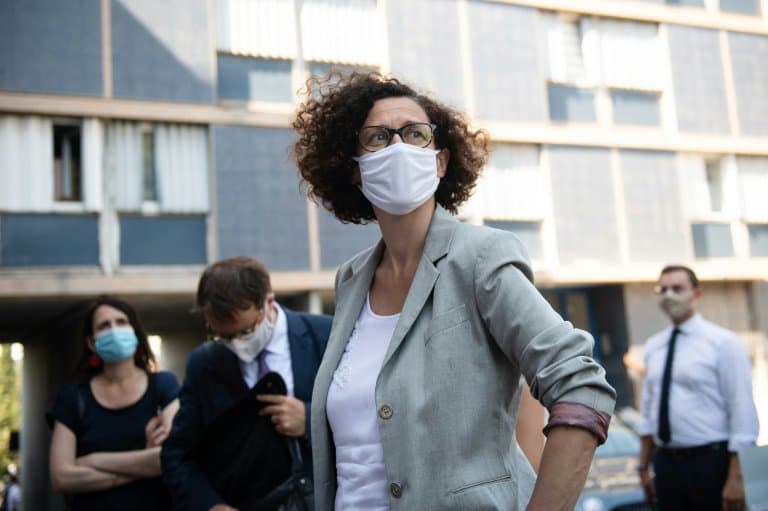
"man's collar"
674,312,701,335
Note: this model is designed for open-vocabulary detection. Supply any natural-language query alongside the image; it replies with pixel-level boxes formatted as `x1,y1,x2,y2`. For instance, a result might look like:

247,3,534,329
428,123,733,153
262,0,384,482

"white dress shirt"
639,313,759,451
326,294,398,511
239,302,294,395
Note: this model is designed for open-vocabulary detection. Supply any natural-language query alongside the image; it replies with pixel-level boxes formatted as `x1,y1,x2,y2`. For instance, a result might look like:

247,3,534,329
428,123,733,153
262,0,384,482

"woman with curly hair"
47,296,179,510
293,73,616,511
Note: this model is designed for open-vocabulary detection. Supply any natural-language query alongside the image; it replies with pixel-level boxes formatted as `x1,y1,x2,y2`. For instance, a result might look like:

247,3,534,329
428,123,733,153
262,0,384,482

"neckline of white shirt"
365,293,401,320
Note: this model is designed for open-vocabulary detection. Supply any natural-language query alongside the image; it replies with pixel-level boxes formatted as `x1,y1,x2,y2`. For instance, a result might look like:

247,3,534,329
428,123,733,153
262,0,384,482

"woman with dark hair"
293,72,616,511
47,296,179,510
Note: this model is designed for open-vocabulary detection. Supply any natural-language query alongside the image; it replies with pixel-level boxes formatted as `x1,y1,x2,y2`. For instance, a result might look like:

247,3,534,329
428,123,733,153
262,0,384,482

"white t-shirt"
326,294,399,511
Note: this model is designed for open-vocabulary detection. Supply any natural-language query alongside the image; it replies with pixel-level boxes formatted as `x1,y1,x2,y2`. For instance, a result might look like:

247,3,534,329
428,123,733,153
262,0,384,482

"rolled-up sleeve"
474,232,616,436
718,333,759,452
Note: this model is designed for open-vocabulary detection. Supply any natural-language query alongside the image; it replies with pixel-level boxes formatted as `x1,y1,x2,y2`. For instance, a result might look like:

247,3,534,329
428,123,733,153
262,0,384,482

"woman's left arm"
77,399,180,478
525,426,598,511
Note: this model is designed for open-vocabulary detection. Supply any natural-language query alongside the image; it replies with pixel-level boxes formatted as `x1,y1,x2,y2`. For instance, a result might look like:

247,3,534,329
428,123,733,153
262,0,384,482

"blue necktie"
257,350,270,380
658,328,680,444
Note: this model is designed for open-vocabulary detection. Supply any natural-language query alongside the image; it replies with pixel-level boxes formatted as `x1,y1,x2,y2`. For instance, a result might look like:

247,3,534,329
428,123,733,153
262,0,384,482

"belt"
659,441,728,458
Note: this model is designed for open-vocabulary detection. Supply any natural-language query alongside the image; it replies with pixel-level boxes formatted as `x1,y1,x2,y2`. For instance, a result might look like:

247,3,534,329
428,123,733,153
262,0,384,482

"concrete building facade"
1,0,767,508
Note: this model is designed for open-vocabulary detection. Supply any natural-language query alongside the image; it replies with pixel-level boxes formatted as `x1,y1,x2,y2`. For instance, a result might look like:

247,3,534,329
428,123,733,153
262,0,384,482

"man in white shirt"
637,265,759,511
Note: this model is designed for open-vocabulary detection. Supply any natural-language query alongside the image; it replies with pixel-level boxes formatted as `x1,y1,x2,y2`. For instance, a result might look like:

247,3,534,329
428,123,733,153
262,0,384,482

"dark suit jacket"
161,309,332,511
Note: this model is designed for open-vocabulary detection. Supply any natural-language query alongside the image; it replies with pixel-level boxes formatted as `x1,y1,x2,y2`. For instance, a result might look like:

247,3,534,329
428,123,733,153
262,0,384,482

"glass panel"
611,90,660,125
665,0,705,6
483,220,543,260
705,158,723,213
142,129,157,202
53,124,82,201
748,224,768,257
217,55,292,102
691,222,734,257
565,292,590,331
719,0,760,15
547,84,596,122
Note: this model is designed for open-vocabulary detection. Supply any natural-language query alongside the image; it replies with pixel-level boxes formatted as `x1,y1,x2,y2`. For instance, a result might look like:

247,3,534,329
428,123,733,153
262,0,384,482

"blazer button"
390,482,402,498
379,404,393,420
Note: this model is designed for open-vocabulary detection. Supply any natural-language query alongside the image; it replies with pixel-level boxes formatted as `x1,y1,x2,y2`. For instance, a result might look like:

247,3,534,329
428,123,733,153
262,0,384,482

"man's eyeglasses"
357,123,437,152
654,285,687,295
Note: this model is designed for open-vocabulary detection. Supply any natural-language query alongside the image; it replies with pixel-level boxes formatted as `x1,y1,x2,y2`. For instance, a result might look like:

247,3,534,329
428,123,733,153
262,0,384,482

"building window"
611,90,660,126
141,128,158,202
691,222,734,258
705,158,724,213
53,124,82,202
719,0,760,15
217,55,293,103
748,224,768,257
547,84,596,122
484,220,543,260
665,0,705,6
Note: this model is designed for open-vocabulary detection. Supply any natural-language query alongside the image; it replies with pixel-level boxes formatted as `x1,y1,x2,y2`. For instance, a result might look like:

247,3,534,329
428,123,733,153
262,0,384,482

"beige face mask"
659,292,693,321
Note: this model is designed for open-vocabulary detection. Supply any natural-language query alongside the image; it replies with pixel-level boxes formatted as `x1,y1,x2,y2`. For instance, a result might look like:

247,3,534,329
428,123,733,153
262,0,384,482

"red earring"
88,354,102,367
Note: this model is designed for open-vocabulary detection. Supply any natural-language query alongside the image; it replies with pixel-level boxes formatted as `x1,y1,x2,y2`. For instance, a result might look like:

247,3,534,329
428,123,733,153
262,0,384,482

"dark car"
574,412,651,511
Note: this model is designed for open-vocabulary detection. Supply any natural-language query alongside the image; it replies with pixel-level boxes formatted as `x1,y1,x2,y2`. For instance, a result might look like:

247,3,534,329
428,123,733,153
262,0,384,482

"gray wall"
317,208,380,270
0,0,102,96
548,146,621,264
728,32,768,136
466,2,547,122
619,150,689,262
213,126,310,270
111,0,213,103
387,0,465,109
667,25,730,134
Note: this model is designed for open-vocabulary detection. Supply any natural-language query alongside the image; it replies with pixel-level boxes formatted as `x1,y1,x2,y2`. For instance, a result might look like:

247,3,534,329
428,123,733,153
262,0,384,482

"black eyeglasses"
654,284,687,295
357,123,437,152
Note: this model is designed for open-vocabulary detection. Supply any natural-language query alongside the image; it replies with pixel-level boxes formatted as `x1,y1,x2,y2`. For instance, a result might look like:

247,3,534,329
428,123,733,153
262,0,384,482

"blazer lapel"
313,240,384,414
284,309,311,401
380,205,457,369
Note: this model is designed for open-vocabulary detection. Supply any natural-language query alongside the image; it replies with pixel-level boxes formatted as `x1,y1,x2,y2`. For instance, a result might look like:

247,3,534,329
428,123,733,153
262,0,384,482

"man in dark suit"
161,256,332,511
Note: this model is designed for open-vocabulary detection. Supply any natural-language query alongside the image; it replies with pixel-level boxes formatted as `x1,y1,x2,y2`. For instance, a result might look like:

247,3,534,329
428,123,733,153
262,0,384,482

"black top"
47,371,179,511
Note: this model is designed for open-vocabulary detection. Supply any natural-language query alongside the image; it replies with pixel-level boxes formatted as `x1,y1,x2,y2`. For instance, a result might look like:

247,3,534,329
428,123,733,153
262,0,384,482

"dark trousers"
653,442,730,511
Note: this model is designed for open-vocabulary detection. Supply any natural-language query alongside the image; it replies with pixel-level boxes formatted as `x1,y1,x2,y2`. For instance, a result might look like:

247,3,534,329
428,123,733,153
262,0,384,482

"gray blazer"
312,206,616,510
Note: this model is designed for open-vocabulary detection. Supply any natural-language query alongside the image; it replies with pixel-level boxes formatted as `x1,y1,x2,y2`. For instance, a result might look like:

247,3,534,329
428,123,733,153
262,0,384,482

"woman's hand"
257,394,306,437
145,415,169,448
209,505,238,511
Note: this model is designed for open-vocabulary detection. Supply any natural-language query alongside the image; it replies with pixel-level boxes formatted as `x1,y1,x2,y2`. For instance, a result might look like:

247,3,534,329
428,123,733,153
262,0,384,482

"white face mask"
659,292,693,321
353,143,441,216
224,308,275,363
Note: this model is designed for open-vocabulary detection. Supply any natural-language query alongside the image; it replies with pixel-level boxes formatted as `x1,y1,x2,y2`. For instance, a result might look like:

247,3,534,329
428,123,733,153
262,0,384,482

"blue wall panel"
0,0,102,96
466,2,547,122
214,126,310,271
0,214,99,266
317,208,380,269
548,146,620,264
619,150,689,262
120,215,206,265
387,0,465,109
667,25,730,134
111,0,213,103
729,32,768,136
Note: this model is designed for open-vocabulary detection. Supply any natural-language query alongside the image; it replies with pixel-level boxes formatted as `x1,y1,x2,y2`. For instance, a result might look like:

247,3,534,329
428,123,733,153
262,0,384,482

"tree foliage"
0,344,22,471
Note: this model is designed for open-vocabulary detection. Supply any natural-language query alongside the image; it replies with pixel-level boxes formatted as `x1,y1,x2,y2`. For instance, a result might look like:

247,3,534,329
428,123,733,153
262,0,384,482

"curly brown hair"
292,72,490,224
